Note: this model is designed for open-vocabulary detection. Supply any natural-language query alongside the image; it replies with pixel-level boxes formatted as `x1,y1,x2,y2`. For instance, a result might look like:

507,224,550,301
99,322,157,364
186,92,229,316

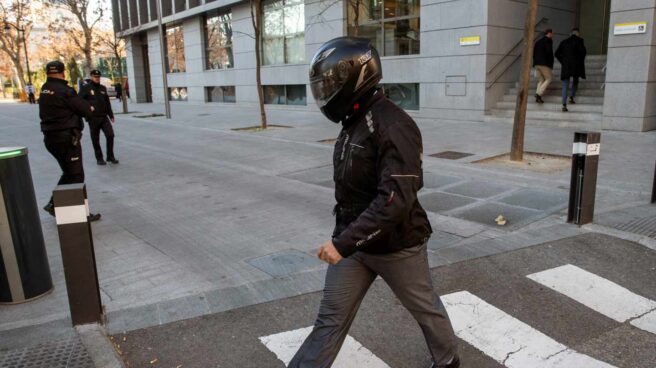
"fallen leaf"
495,215,507,226
150,358,158,364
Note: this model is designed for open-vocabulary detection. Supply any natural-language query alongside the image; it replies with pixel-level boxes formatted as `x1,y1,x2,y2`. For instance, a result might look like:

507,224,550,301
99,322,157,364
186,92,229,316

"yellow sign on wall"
459,36,481,46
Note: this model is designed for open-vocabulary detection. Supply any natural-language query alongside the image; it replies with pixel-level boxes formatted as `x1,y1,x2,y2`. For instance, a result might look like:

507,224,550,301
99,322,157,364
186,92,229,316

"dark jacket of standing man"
532,29,554,103
79,70,119,165
39,60,101,221
555,29,587,110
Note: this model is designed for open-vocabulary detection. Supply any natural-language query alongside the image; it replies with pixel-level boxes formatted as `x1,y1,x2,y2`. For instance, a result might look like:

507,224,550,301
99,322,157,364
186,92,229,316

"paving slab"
246,249,325,277
452,202,544,229
422,173,464,189
442,181,515,199
419,192,479,213
497,188,569,211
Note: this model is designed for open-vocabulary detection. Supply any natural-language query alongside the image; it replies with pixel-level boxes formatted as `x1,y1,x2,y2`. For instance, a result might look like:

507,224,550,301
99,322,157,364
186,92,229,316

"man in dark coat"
533,29,554,104
79,70,119,165
555,28,587,111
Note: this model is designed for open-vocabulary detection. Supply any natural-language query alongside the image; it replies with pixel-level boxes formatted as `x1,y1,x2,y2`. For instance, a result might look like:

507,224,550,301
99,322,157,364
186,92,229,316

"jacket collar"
46,77,68,85
342,89,384,128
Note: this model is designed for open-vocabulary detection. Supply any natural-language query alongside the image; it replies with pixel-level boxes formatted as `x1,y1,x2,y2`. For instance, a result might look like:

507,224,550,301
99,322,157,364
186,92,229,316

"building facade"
114,0,656,131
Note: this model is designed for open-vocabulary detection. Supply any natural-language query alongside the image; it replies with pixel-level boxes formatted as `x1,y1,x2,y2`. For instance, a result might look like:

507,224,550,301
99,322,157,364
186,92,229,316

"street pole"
155,0,171,119
510,0,539,162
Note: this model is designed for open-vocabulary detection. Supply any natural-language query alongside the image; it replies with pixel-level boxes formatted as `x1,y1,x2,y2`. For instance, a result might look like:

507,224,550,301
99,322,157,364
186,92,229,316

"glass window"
347,0,420,56
169,87,188,101
263,84,306,105
166,25,186,73
262,0,305,65
381,83,418,110
206,86,236,103
205,11,234,69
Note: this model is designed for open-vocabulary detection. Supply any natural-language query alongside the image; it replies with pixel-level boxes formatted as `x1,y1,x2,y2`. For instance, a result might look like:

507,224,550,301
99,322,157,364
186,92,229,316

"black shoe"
97,159,107,165
430,355,460,368
107,158,119,164
88,213,102,222
562,105,569,112
43,203,55,217
535,94,543,104
569,96,576,104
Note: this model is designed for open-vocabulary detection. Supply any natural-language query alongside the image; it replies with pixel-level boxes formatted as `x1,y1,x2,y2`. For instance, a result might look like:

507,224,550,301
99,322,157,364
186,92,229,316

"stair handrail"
486,17,549,90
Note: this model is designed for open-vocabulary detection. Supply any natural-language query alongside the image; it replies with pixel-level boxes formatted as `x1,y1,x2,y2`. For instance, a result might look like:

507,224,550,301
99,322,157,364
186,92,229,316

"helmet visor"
310,70,343,108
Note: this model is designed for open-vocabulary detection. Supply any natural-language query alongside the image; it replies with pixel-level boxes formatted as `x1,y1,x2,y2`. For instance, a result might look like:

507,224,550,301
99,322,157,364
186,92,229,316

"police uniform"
79,70,118,165
40,60,100,221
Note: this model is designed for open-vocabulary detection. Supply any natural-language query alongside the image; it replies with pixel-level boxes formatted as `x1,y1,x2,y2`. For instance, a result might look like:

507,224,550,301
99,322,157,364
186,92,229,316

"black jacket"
331,91,432,258
39,77,93,132
79,81,114,119
533,36,554,68
555,35,587,80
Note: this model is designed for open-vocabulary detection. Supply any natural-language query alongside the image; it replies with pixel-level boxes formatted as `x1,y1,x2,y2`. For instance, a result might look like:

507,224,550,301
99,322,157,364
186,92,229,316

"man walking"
80,70,119,165
556,28,587,112
289,37,460,368
533,29,554,104
26,82,36,104
39,60,101,221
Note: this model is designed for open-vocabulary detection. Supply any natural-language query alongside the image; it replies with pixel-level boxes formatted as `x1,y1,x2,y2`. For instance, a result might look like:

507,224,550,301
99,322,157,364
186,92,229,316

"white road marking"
259,326,390,367
442,291,616,368
527,264,656,334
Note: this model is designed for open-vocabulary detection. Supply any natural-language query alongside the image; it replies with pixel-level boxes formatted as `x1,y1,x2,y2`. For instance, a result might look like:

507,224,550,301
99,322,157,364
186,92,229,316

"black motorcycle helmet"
309,37,382,123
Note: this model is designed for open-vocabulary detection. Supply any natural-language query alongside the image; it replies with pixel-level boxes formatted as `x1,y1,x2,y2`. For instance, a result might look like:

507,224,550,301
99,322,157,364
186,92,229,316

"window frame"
206,86,237,103
346,0,421,57
261,0,306,66
204,10,234,70
165,23,186,73
262,84,307,106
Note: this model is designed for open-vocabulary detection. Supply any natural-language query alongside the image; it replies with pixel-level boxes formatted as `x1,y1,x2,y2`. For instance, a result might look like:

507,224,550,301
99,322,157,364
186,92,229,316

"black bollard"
567,132,601,225
53,183,103,325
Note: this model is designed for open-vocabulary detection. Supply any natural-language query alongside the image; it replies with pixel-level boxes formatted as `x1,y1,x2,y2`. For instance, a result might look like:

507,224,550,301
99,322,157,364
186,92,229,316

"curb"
76,323,125,368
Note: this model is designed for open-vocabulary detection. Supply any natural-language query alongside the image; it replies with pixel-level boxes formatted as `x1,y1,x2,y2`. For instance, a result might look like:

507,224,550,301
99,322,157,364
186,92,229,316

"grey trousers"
288,243,458,368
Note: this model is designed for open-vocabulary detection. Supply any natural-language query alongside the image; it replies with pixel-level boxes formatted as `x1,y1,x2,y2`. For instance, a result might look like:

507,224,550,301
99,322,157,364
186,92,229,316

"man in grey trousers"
289,37,460,368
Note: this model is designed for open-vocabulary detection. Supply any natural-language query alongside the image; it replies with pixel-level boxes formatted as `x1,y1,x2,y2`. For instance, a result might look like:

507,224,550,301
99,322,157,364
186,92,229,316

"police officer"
40,60,101,221
289,37,460,368
79,70,119,165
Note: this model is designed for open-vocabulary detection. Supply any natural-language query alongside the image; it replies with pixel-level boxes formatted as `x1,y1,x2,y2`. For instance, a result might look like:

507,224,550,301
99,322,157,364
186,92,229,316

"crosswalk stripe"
526,264,656,333
259,326,390,367
442,291,616,367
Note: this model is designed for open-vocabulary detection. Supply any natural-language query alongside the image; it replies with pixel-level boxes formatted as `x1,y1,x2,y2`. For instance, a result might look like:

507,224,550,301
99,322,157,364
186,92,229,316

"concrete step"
491,108,601,122
521,81,605,90
502,94,604,104
508,87,604,97
483,115,603,129
530,74,606,82
495,101,603,113
584,55,607,61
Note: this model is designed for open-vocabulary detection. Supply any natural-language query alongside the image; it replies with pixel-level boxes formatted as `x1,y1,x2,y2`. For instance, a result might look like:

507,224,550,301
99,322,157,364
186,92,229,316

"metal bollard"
567,132,601,225
53,183,103,326
652,161,655,204
0,147,53,304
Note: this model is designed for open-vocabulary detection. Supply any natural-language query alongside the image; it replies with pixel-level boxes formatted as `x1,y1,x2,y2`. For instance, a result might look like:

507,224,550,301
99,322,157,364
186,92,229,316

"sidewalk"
0,100,654,366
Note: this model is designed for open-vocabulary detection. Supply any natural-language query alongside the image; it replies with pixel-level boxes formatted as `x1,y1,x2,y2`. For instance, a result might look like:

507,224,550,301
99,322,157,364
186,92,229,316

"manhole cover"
429,151,474,160
0,335,93,368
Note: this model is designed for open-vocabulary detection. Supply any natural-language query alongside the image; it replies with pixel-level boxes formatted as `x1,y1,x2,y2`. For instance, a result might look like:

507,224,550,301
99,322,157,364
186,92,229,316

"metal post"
567,132,601,225
156,0,171,119
651,160,656,203
53,183,103,326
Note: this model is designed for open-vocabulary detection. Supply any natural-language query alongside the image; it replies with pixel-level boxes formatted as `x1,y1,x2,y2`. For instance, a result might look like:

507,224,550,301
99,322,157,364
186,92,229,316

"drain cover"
429,151,474,160
0,335,94,368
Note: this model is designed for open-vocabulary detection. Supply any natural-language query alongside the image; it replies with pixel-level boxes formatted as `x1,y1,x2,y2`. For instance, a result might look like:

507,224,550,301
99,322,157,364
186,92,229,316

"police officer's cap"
90,69,102,77
45,60,65,74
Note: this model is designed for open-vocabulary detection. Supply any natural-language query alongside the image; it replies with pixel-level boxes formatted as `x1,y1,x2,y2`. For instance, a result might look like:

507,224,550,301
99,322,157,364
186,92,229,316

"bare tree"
49,0,104,76
0,0,32,91
250,0,267,129
99,30,128,113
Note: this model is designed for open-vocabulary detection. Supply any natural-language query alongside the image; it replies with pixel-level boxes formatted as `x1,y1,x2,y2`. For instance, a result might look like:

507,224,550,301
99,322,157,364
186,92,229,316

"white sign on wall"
614,22,647,35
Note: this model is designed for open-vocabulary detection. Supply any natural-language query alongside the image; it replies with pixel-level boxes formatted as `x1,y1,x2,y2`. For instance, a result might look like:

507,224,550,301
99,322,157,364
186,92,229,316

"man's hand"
110,117,115,123
317,240,343,265
90,106,95,112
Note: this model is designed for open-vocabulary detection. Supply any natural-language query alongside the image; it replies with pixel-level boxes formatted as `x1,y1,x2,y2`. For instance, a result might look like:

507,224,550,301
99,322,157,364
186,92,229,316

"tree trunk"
251,0,267,129
510,0,539,162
